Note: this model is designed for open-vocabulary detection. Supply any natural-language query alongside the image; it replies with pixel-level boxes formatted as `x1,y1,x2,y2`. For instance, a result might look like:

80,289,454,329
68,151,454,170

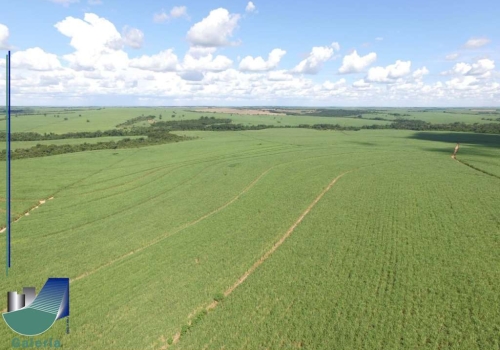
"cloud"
291,43,339,74
322,79,346,90
55,13,123,52
88,0,102,4
49,0,79,5
170,6,188,18
352,79,371,89
331,42,341,52
444,59,495,78
181,47,233,72
375,37,383,41
154,6,189,23
366,60,412,83
178,71,205,81
446,76,479,90
338,50,377,74
11,48,62,71
5,11,499,108
463,37,491,49
0,24,10,50
445,53,459,61
153,12,168,23
239,48,286,71
246,1,256,13
129,49,179,72
449,62,472,75
186,8,240,47
468,59,495,76
267,70,293,81
122,26,144,49
412,67,429,80
55,13,128,70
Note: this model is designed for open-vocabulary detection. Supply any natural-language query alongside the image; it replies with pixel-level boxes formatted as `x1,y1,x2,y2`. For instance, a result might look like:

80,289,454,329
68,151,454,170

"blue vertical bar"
6,50,11,272
4,52,6,276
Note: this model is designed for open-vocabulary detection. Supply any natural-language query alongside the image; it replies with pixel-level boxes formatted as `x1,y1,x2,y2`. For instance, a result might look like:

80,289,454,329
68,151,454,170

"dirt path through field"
161,170,351,349
0,197,54,233
71,168,272,283
451,144,500,179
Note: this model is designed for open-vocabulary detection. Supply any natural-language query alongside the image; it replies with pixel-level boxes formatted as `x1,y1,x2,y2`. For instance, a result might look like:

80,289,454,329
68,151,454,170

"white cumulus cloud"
444,59,495,78
338,50,377,74
366,60,412,83
352,79,371,89
322,78,346,90
12,48,62,71
0,24,10,50
239,48,286,71
468,59,495,76
267,70,293,81
122,26,144,49
412,67,429,80
154,6,189,23
246,1,256,13
181,47,233,72
463,37,491,49
291,43,339,74
187,8,240,47
129,49,179,72
445,53,459,61
446,76,479,90
55,13,128,70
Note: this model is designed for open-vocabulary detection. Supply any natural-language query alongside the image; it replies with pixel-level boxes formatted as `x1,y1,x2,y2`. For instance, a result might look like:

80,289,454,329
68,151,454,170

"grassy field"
2,107,499,134
0,110,498,349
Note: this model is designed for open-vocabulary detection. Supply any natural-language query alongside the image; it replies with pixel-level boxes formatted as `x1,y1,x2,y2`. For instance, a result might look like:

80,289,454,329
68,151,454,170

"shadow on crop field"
348,141,377,147
408,132,500,148
420,147,500,159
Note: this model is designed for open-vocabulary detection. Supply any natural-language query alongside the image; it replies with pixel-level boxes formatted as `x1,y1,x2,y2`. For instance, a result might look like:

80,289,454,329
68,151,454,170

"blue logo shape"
2,278,69,336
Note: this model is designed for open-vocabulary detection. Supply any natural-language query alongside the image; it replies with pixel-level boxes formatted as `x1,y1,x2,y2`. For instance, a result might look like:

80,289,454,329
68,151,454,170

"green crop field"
0,109,499,349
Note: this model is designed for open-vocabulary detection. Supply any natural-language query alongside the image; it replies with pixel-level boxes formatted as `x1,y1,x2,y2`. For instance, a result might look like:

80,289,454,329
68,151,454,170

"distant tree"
44,113,47,117
172,115,175,118
79,114,81,117
86,119,90,123
64,117,68,121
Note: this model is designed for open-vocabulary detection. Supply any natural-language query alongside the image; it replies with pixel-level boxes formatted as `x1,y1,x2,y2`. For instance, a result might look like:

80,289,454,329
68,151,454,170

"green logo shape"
3,278,69,336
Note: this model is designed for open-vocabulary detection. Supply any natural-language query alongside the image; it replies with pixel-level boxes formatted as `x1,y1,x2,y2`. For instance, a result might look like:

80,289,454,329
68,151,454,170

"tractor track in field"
46,145,288,210
56,144,285,194
35,145,349,222
451,144,500,180
161,170,352,349
70,167,272,283
30,148,296,239
1,149,141,236
0,196,54,233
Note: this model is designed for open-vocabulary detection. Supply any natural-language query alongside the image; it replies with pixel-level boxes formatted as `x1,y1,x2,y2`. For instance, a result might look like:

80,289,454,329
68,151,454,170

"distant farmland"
0,108,499,349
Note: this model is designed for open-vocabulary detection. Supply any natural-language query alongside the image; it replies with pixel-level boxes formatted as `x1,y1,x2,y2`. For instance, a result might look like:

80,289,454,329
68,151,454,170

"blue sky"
0,0,499,106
